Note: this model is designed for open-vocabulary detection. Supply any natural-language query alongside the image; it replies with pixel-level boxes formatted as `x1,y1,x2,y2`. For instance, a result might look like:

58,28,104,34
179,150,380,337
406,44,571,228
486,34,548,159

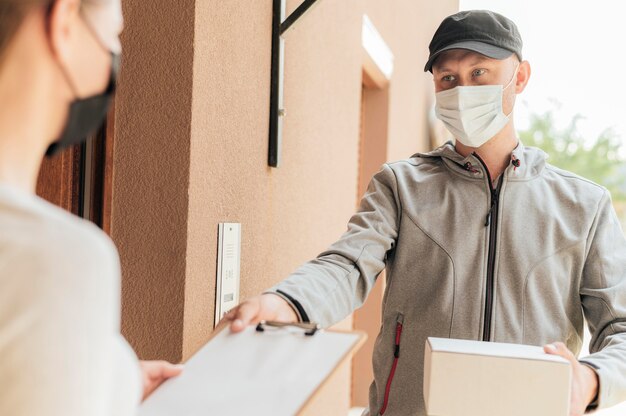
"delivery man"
227,10,626,416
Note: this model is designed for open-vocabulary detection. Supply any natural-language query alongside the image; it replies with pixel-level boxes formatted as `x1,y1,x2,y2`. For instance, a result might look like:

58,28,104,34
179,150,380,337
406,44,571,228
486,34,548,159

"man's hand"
139,360,184,401
544,342,599,416
224,293,298,332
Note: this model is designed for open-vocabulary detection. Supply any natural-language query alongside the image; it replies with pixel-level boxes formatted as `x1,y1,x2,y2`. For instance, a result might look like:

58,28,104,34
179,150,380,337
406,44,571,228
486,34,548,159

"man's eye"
472,69,486,77
442,75,456,82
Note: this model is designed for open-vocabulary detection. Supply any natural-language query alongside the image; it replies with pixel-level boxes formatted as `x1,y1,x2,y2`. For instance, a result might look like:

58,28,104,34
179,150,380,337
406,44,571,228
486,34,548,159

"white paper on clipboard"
139,324,365,416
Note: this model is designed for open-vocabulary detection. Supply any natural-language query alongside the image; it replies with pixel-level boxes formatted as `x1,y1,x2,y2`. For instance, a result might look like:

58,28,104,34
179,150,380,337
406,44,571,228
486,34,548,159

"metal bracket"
268,0,321,168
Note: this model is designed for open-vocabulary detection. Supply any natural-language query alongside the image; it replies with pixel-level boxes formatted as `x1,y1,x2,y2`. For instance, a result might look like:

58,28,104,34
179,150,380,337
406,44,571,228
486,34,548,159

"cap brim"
424,41,514,72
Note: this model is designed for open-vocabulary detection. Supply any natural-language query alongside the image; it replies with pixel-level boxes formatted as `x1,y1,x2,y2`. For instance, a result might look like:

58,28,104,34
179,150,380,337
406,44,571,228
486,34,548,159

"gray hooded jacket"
269,142,626,415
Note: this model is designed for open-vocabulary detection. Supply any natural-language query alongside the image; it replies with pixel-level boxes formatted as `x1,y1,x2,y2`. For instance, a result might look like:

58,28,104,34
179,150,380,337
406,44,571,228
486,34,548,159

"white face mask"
435,65,518,148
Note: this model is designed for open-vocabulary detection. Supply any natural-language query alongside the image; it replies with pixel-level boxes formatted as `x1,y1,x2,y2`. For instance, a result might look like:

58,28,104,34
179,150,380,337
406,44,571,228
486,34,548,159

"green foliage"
519,110,626,202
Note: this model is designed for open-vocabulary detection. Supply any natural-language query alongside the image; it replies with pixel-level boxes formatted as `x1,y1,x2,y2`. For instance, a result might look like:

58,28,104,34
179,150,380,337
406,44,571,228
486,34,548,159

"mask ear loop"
46,1,115,100
45,1,81,99
78,10,119,95
502,63,520,118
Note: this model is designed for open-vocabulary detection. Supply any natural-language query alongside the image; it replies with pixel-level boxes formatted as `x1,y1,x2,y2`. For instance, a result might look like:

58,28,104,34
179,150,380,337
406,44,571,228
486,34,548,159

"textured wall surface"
186,3,361,415
111,0,457,413
111,0,195,362
184,3,362,412
185,0,361,349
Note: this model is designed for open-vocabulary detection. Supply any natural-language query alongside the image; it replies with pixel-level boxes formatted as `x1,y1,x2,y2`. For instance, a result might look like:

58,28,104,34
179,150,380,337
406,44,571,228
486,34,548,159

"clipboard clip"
256,320,320,336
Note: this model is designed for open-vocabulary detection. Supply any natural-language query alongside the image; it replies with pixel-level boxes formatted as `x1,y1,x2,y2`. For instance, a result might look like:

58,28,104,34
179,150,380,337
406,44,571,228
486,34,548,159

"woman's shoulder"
0,186,120,293
2,185,115,252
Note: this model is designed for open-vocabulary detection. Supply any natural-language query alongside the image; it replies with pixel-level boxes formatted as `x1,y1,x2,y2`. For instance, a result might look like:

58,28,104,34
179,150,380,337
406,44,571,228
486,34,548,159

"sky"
458,0,626,152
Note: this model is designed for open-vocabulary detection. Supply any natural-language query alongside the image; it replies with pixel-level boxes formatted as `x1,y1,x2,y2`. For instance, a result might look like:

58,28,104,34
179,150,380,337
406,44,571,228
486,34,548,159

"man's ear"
47,0,81,64
515,60,531,94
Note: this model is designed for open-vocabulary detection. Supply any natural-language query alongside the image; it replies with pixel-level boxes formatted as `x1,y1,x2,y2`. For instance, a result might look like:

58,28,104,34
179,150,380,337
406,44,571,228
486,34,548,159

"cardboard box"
423,337,571,416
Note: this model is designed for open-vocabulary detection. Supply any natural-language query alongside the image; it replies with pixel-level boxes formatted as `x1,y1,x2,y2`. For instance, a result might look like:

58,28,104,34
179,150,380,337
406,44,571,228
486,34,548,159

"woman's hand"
544,342,599,416
139,360,184,401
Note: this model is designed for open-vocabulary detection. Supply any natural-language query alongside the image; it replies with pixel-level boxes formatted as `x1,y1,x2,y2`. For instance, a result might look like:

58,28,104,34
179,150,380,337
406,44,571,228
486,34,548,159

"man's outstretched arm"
228,163,401,331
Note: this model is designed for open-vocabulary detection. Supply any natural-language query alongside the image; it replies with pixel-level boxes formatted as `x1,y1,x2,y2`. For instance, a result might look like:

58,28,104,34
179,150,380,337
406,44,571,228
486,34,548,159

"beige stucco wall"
112,0,195,362
183,0,363,357
112,0,457,413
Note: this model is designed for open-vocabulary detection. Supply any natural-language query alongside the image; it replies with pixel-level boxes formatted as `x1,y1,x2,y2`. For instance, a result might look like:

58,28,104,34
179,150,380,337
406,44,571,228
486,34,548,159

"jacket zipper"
473,153,503,342
380,314,404,415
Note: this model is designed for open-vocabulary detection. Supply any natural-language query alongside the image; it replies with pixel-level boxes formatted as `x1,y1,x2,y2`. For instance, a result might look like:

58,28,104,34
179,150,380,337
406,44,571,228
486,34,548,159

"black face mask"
46,54,119,157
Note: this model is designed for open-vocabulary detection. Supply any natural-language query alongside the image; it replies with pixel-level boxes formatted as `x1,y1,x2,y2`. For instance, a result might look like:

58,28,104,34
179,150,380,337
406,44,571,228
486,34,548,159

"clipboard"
139,321,366,416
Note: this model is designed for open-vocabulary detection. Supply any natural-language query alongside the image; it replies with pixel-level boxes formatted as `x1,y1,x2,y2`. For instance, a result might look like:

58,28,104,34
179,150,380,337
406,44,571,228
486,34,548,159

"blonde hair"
0,0,50,62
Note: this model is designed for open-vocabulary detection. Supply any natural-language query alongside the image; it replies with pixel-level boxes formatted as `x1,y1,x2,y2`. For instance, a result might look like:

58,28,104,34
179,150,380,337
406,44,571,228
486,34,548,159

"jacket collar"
412,141,547,181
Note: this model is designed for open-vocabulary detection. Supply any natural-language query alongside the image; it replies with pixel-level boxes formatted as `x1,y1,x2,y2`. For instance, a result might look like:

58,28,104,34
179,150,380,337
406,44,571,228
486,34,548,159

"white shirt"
0,184,141,415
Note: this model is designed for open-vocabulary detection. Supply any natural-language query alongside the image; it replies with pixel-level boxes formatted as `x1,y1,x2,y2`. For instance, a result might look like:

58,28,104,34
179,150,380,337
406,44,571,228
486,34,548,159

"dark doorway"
35,111,115,233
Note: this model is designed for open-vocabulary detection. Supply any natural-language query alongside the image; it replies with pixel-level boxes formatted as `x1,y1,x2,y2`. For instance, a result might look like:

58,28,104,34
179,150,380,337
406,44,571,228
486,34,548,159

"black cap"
424,10,523,72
